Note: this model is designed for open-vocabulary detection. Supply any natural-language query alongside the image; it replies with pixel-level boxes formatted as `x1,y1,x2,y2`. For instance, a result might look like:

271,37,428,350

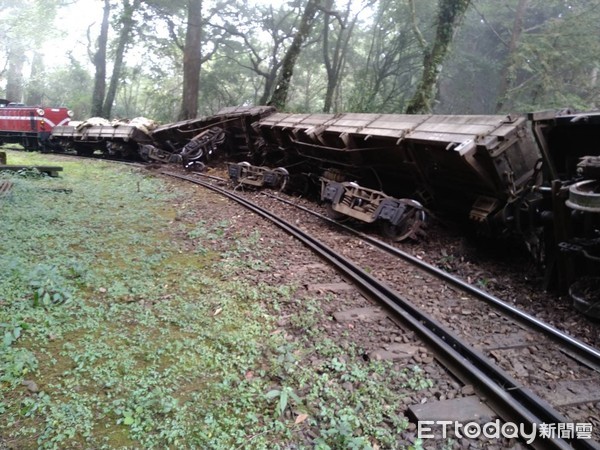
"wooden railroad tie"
0,165,63,177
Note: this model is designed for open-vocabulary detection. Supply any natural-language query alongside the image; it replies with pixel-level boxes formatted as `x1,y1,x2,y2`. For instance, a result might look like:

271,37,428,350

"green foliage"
439,0,600,113
1,346,38,386
28,264,73,308
2,0,599,118
346,0,433,113
44,61,94,117
265,386,303,417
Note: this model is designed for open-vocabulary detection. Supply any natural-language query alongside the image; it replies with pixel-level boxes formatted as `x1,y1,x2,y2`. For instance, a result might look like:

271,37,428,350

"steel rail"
262,192,600,371
163,170,598,450
187,173,600,369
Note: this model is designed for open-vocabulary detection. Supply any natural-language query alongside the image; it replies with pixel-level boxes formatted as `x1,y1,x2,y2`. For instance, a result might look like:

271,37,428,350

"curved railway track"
160,169,600,450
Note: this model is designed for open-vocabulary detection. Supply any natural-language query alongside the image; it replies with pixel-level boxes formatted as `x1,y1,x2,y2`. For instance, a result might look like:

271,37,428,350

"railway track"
261,193,600,362
161,169,600,449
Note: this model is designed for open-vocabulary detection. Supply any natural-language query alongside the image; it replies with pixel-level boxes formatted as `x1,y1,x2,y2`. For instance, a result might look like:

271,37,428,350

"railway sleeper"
321,180,427,242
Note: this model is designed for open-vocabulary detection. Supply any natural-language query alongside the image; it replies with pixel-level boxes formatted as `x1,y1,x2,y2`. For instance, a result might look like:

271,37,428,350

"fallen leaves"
294,413,308,425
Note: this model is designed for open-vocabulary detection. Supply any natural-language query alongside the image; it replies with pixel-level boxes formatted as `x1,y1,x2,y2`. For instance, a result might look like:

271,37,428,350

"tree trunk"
259,65,279,105
322,0,336,113
91,0,111,117
179,0,203,120
26,52,45,105
103,0,140,118
495,0,528,113
322,0,356,113
270,0,321,110
6,42,26,103
406,0,470,114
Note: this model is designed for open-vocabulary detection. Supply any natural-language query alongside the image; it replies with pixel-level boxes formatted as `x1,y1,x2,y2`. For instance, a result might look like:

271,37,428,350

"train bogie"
320,180,426,241
228,162,289,190
224,107,599,315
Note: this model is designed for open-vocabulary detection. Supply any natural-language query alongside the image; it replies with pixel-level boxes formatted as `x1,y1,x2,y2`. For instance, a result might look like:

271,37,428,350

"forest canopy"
0,0,598,122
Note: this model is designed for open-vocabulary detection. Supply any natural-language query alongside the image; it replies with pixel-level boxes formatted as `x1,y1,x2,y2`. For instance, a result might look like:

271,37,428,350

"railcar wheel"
570,277,600,319
381,204,427,242
273,167,289,191
186,161,205,172
325,203,350,223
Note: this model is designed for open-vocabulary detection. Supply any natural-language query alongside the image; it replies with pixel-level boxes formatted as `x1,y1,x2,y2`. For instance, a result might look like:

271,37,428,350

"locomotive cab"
0,102,72,151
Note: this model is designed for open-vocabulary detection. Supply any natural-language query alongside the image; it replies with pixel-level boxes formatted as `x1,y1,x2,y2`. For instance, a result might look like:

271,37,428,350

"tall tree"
406,0,470,114
91,0,111,117
270,0,322,110
437,0,600,113
322,0,365,112
346,0,426,113
103,0,141,118
495,0,600,111
25,52,44,105
494,0,528,112
215,4,297,105
5,41,26,102
179,0,203,120
1,0,59,103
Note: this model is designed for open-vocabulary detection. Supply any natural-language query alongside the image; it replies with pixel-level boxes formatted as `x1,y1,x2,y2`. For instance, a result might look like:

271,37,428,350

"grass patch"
1,150,430,449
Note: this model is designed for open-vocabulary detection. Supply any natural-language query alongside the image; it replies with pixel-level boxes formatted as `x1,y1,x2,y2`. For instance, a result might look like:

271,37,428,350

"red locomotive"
0,99,72,151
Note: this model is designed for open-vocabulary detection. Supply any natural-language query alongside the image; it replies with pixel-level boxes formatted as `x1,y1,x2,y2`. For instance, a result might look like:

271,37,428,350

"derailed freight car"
235,108,599,315
529,110,600,315
252,112,540,237
49,106,275,164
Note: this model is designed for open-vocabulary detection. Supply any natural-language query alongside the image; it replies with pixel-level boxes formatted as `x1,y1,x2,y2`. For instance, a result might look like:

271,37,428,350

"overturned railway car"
49,106,276,164
234,108,600,315
51,119,156,159
253,112,540,232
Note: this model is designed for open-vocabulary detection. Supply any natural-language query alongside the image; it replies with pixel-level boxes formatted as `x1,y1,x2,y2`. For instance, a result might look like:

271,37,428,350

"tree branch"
471,0,508,48
408,0,427,50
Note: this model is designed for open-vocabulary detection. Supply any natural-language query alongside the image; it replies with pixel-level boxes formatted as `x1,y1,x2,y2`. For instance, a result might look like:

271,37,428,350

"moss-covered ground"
0,150,429,449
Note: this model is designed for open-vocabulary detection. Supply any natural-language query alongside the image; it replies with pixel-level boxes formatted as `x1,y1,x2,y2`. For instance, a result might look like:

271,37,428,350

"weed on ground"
0,151,430,449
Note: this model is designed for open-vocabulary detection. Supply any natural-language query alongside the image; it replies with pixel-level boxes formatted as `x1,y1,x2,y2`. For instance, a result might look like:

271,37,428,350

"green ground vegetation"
0,150,431,449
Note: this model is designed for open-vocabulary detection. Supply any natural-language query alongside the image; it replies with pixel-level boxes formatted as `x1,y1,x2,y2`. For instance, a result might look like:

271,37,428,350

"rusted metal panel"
406,116,508,146
425,114,507,126
259,113,528,151
407,131,480,145
152,105,275,145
